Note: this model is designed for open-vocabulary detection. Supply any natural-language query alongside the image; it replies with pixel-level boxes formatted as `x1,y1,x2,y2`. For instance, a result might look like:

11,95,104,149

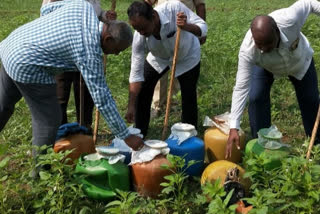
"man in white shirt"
226,0,320,158
147,0,206,118
125,1,207,136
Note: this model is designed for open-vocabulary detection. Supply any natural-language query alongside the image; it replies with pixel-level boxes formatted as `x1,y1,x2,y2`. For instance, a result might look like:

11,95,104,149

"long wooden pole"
93,0,116,144
306,105,320,159
162,27,181,140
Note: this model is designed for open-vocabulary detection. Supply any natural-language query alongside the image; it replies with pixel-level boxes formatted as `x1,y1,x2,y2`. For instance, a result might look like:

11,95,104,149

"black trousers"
135,60,200,137
55,72,94,129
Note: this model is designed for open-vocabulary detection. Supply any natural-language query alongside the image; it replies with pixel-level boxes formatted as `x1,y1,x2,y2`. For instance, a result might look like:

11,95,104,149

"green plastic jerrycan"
245,139,290,170
75,155,130,200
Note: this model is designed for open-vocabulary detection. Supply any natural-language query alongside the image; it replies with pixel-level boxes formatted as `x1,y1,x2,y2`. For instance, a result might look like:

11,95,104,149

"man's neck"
152,11,161,40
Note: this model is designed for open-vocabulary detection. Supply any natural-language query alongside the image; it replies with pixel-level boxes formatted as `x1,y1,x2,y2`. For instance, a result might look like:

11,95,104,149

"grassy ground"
1,0,320,212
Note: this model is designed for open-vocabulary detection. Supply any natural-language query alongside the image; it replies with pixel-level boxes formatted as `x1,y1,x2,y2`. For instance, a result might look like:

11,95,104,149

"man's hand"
124,135,144,151
176,12,202,37
225,128,241,159
176,12,187,29
125,104,135,123
106,10,117,20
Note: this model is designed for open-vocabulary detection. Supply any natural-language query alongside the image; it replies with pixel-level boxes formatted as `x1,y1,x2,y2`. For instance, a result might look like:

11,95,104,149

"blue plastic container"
166,136,205,176
109,143,131,164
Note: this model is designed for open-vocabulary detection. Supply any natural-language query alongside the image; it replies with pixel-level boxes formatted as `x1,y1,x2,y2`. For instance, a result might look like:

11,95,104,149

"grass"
1,0,320,212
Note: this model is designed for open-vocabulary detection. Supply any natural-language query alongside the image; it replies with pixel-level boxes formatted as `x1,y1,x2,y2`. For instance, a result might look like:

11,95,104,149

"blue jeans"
248,59,320,141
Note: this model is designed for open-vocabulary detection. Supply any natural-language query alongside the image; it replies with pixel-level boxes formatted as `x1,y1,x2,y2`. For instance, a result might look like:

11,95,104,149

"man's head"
101,20,133,55
251,15,280,53
127,1,157,37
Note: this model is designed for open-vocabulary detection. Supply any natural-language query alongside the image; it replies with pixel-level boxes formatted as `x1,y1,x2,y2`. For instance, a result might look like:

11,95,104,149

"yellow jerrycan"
201,160,250,194
204,127,245,163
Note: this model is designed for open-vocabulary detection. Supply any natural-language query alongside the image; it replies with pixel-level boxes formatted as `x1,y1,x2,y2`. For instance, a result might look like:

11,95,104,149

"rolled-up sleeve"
129,31,147,83
178,1,207,38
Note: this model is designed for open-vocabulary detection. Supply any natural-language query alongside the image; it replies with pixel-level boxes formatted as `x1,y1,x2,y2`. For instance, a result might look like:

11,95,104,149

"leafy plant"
243,143,320,213
159,154,198,213
105,190,141,214
24,146,87,213
195,179,238,214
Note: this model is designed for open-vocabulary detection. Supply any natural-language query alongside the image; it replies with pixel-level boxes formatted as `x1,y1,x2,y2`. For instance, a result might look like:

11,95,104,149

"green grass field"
1,0,320,213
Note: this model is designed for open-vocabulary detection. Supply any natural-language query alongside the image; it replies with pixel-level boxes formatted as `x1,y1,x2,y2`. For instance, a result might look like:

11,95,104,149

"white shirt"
230,0,320,129
129,1,207,83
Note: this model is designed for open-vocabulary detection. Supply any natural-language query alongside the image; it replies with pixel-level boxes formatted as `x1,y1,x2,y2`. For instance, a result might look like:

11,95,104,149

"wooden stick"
93,55,108,144
93,1,116,144
306,104,320,159
111,0,116,11
162,27,181,140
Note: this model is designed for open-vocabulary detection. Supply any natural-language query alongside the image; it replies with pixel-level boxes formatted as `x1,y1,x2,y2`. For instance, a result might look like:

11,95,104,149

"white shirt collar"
155,10,170,40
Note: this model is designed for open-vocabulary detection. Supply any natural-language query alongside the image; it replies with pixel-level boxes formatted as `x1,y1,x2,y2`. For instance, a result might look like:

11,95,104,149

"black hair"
127,1,154,21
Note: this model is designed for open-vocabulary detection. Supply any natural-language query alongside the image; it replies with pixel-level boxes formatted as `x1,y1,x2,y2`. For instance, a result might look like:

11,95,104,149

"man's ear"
152,10,156,20
101,34,114,54
102,34,115,47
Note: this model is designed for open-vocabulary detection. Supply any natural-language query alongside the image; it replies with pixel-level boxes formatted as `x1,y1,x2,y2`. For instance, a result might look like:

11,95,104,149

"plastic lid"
84,153,101,161
96,146,119,156
144,140,168,149
258,128,282,140
171,123,195,132
128,127,141,135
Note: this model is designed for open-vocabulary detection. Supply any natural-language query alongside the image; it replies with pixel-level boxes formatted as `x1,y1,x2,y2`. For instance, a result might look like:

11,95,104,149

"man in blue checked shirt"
0,0,144,159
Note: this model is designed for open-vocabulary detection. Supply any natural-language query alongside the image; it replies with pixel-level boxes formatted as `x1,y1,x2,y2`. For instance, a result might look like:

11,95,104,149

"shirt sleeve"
176,1,208,37
78,3,130,139
271,0,320,31
129,31,147,83
229,31,255,129
40,1,66,16
77,57,130,139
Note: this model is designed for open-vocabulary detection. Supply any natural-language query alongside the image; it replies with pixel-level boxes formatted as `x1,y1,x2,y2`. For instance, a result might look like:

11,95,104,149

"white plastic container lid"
144,140,168,149
171,123,195,132
96,146,119,156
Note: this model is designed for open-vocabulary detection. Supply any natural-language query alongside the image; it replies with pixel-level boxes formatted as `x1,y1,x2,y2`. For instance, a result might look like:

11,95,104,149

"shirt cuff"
115,127,131,139
229,119,241,130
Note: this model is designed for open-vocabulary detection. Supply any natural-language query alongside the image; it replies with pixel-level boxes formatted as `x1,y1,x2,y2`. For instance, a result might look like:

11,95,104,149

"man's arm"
194,0,206,21
81,59,143,150
125,31,146,123
78,57,131,139
226,31,255,158
125,82,142,123
193,0,206,44
270,0,320,31
175,1,207,38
